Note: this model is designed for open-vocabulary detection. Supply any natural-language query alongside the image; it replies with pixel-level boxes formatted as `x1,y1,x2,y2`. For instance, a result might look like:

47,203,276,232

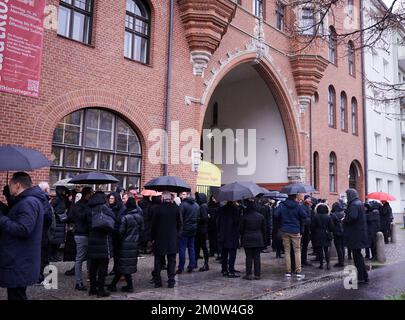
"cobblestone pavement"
1,225,403,300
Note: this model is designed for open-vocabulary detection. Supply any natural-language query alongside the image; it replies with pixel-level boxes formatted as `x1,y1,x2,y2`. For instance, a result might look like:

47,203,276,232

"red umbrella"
367,192,396,202
141,189,161,197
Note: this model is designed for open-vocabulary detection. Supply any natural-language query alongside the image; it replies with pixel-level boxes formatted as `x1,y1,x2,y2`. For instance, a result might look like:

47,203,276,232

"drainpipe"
309,98,313,188
360,0,368,196
163,0,175,176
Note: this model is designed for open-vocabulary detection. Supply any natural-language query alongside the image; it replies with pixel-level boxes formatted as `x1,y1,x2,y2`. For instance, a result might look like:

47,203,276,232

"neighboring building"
363,0,405,219
0,0,365,202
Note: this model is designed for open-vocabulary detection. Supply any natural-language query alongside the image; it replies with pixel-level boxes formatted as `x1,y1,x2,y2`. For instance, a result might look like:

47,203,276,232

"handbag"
91,206,115,231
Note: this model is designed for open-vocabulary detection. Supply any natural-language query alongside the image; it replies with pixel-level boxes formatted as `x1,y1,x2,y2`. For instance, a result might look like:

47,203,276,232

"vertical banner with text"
0,0,46,98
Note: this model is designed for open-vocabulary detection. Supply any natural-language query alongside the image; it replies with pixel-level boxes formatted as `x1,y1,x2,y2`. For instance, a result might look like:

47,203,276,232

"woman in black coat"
108,192,126,275
240,199,266,280
331,202,345,267
365,201,381,260
207,195,220,259
108,197,144,293
195,192,210,271
272,201,284,258
87,191,116,297
379,201,393,244
311,203,334,270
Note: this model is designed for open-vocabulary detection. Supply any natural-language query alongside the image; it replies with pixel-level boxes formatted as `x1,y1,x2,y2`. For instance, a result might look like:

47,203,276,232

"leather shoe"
75,283,87,291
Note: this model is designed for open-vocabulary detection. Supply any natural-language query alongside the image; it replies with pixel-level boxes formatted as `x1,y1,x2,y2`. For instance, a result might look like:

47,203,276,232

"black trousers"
347,248,352,259
317,246,330,266
195,233,209,265
154,254,176,285
89,258,109,292
111,273,133,289
244,247,261,276
334,236,344,264
39,244,50,282
381,228,390,243
301,230,310,264
7,287,27,301
352,249,368,282
221,248,237,273
49,243,60,258
208,231,219,256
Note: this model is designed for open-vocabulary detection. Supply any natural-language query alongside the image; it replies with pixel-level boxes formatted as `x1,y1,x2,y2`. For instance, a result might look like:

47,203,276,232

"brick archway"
349,160,364,199
198,53,303,167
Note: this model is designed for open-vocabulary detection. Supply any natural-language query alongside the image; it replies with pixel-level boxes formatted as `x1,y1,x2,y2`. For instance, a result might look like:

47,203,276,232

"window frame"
276,1,285,31
300,7,315,35
351,97,358,135
340,92,348,132
253,0,264,18
329,152,337,193
328,27,337,65
348,41,355,76
328,86,336,128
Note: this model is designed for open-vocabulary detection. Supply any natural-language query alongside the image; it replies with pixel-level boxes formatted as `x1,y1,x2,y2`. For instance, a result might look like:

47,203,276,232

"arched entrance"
349,160,364,197
50,108,142,191
201,61,300,188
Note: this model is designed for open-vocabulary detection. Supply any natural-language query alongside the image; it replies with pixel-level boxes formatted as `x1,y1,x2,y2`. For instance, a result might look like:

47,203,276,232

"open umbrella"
367,192,396,202
53,178,76,190
141,189,162,197
144,176,191,193
281,183,315,195
0,145,52,180
260,187,280,198
69,172,119,185
215,181,263,202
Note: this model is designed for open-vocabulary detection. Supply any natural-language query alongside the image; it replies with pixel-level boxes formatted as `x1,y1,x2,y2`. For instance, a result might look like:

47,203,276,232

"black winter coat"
41,194,53,247
87,193,116,260
217,202,241,249
151,202,182,255
331,210,345,237
311,211,334,247
68,198,90,236
49,186,70,245
379,203,393,232
138,198,152,242
116,208,144,274
257,203,273,246
240,207,266,248
343,190,368,250
207,201,220,234
197,193,209,235
366,208,380,246
179,197,199,237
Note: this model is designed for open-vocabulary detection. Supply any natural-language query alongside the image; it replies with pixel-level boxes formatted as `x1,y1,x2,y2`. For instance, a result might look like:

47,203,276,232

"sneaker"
285,272,292,277
296,273,305,280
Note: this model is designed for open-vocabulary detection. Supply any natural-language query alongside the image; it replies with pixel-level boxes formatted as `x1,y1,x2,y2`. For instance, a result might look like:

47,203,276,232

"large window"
253,0,264,17
329,27,337,64
329,152,337,193
340,92,348,132
300,8,315,35
328,85,336,128
313,152,319,191
348,41,355,76
57,0,93,44
276,2,285,31
351,97,358,135
124,0,151,64
51,109,142,191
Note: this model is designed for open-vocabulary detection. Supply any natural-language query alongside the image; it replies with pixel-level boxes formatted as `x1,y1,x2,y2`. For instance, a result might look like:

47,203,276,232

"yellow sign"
197,161,221,187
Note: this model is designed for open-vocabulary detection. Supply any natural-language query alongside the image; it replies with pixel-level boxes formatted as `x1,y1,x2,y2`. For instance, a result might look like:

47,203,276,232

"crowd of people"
0,172,395,300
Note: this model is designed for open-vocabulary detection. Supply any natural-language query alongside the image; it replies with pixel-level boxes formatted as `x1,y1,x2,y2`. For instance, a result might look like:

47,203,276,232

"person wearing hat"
310,203,334,270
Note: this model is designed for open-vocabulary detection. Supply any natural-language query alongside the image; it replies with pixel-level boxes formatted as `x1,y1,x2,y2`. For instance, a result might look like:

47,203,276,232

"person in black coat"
195,192,210,272
207,195,220,259
240,199,266,280
256,198,273,253
365,201,381,261
301,195,312,266
87,191,116,297
151,192,182,288
343,188,369,284
217,201,241,278
271,200,284,258
311,203,334,270
138,195,152,254
379,201,393,244
331,202,345,267
0,172,45,300
49,186,70,262
108,197,144,293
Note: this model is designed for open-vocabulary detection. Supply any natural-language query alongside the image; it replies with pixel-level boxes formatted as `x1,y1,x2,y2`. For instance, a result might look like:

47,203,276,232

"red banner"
0,0,46,98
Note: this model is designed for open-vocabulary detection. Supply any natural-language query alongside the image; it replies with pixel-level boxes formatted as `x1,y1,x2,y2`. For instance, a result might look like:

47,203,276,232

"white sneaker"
296,273,305,280
285,272,292,277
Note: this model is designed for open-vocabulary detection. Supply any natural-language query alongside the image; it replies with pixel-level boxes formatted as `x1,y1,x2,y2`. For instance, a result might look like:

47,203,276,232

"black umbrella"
281,183,316,195
215,181,263,202
0,145,52,181
144,175,191,193
260,187,280,198
69,172,119,185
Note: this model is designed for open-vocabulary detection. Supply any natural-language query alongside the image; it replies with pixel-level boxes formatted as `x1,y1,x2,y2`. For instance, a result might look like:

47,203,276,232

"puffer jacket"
179,197,200,237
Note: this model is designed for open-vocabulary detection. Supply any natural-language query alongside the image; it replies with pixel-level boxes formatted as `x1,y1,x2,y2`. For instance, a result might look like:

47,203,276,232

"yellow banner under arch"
197,161,221,187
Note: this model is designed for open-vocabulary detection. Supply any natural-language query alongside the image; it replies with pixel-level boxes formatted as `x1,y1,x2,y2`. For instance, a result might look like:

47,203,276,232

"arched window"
340,91,348,132
51,109,142,191
351,97,358,135
329,27,337,65
124,0,151,64
348,41,355,76
328,85,336,128
313,152,319,190
329,152,337,193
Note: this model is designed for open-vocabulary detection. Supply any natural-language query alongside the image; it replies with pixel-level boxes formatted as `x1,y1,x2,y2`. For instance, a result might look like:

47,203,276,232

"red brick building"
0,0,365,201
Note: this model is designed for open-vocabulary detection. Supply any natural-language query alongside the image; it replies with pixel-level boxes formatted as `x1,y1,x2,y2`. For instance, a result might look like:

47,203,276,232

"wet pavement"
0,225,404,300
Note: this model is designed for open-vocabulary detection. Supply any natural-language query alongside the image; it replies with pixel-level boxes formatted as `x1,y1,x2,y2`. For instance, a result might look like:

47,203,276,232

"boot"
199,264,209,272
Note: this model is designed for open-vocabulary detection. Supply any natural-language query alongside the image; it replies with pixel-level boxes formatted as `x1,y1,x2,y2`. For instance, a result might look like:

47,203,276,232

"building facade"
0,0,365,202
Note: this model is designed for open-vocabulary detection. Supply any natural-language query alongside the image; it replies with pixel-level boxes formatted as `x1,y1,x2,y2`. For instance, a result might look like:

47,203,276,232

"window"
51,109,142,191
373,90,381,113
124,0,151,64
328,86,336,128
348,41,355,75
313,152,319,190
329,27,337,64
374,133,381,154
57,0,93,44
276,2,285,31
253,0,264,17
386,137,393,158
340,92,348,131
387,180,393,195
372,50,378,70
329,152,337,193
383,59,389,79
351,97,358,135
300,8,315,35
376,178,382,192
